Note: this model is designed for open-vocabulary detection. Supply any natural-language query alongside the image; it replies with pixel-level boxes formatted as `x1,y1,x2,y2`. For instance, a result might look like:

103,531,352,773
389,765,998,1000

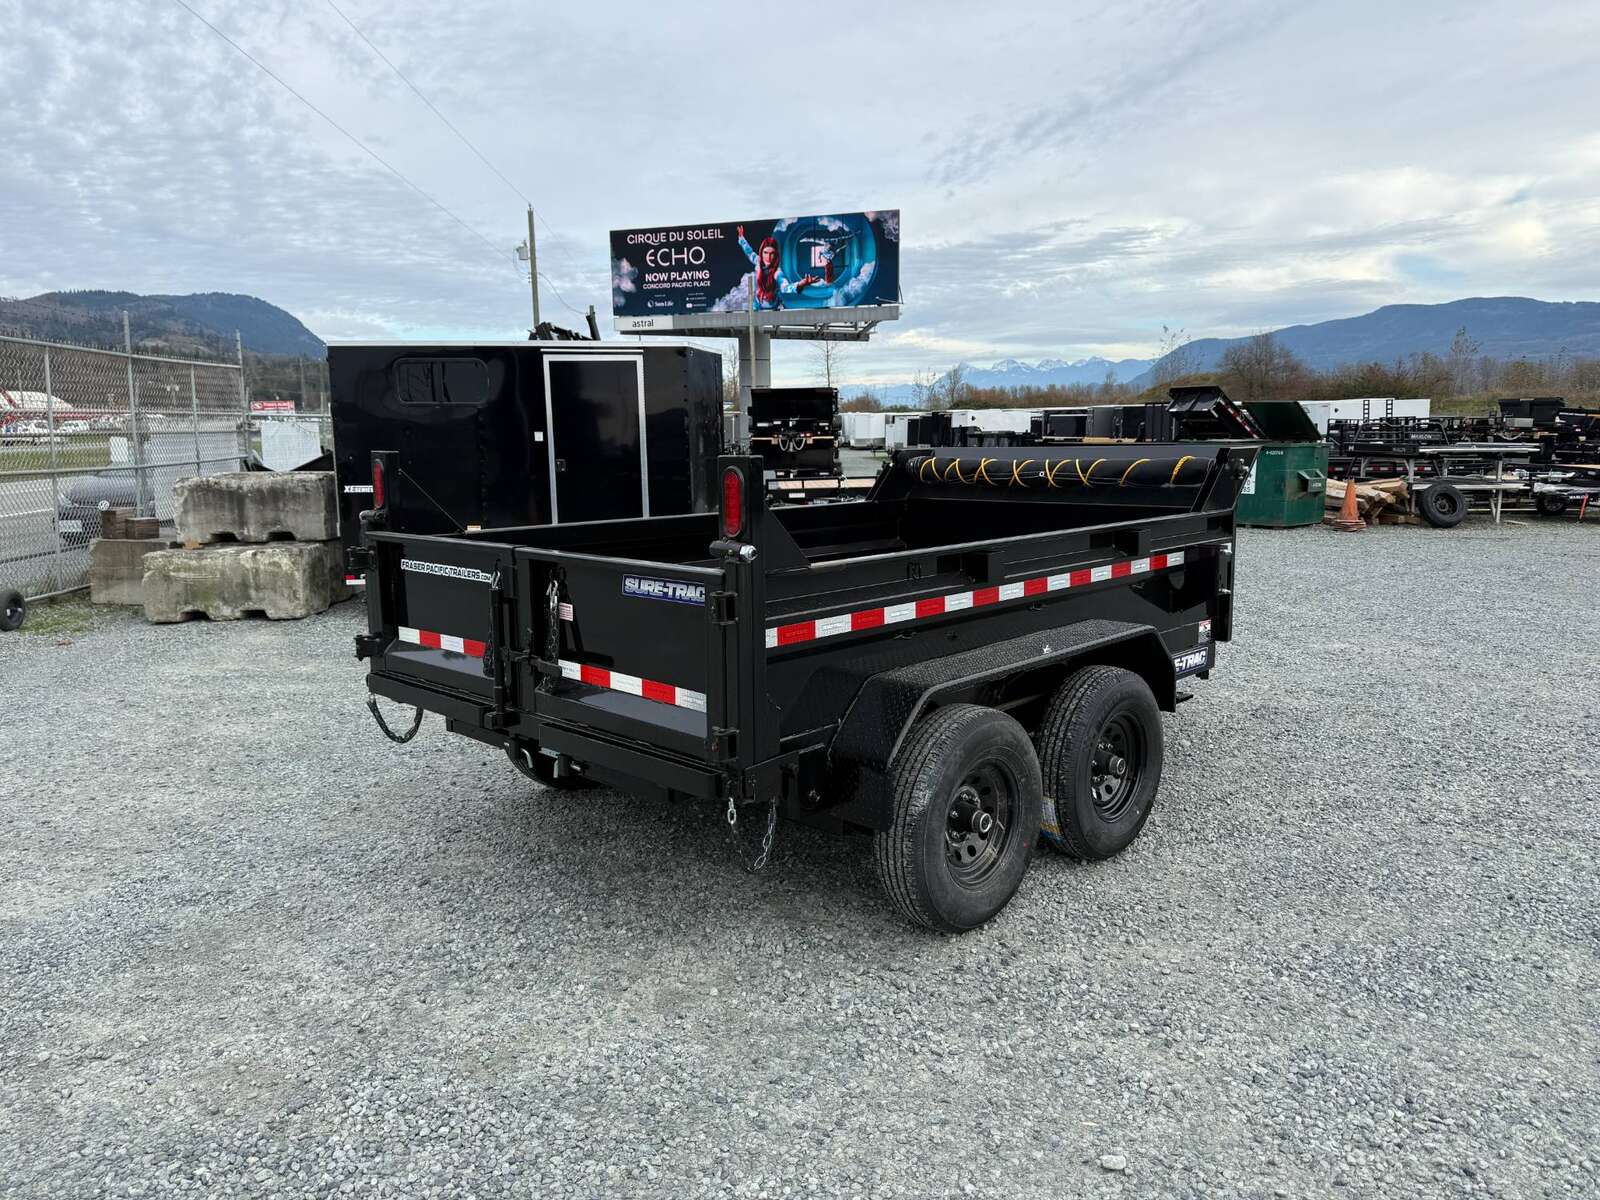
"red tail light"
720,466,744,539
371,458,386,509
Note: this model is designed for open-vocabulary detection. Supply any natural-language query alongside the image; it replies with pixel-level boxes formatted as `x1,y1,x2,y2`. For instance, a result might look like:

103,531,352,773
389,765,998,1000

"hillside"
0,290,325,357
1133,297,1600,386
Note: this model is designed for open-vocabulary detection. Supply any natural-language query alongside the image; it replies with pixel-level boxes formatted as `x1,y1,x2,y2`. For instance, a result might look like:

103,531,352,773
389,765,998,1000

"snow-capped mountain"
958,356,1154,388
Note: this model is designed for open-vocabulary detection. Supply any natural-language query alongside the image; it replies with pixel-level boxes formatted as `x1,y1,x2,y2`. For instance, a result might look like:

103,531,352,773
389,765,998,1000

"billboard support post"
734,329,772,445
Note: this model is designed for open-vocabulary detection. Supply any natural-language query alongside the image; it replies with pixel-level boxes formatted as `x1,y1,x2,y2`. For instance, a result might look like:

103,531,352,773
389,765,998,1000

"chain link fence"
0,330,250,602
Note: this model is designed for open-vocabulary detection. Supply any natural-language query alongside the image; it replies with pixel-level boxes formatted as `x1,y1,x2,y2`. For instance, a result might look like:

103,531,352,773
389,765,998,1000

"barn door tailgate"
517,549,722,760
367,532,514,704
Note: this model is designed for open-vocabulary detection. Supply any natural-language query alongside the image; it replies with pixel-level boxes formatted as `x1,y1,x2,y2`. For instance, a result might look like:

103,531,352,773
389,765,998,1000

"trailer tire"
1036,665,1163,860
1418,482,1468,528
0,590,24,632
873,704,1042,933
1535,492,1569,516
506,743,595,791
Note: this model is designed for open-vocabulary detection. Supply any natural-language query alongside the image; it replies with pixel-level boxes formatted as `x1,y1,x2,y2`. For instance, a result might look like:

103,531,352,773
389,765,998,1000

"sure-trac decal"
623,576,706,605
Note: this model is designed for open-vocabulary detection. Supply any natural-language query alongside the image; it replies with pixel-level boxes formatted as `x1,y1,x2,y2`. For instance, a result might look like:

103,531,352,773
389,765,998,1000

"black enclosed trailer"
355,442,1257,931
329,341,722,585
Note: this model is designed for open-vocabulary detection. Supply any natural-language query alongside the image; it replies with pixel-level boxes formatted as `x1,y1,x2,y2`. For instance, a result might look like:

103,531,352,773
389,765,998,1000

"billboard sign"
610,210,899,326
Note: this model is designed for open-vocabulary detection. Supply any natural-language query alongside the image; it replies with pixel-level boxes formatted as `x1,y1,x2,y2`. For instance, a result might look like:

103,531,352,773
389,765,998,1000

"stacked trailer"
353,441,1256,931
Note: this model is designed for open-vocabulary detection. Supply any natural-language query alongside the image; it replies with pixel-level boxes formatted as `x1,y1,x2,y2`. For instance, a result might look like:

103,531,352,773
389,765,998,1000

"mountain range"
0,291,326,357
846,297,1600,402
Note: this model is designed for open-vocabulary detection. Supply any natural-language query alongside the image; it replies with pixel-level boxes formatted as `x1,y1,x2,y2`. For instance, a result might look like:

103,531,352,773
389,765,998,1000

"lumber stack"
1324,478,1421,526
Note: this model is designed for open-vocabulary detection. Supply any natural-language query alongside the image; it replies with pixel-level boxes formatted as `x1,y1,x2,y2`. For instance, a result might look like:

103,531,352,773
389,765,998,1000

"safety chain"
725,795,778,873
366,695,423,743
537,575,562,694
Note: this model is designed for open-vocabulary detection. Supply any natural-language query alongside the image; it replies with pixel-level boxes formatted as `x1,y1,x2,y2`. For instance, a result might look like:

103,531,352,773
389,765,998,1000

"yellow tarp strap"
1009,459,1034,488
1119,458,1150,485
1170,455,1195,483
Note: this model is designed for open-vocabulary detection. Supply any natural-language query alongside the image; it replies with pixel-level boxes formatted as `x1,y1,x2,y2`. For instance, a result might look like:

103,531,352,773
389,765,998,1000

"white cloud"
1,0,1597,386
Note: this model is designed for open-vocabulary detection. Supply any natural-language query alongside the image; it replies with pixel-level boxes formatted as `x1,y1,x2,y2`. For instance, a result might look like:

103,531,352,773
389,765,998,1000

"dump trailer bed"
356,442,1258,930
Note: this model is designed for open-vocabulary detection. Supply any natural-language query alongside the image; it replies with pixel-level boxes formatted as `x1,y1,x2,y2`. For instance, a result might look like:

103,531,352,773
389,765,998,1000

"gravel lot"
3,519,1597,1198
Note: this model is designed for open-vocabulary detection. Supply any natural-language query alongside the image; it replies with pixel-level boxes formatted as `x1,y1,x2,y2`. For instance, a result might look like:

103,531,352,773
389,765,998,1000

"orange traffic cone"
1330,478,1366,532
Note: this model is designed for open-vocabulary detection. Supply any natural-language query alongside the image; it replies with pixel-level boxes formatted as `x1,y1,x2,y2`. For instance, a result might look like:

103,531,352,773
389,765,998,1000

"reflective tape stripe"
397,625,487,658
557,658,706,712
765,547,1192,650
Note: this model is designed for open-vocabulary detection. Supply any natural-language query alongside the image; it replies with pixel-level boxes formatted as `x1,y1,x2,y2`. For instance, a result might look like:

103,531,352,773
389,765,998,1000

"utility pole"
525,205,541,332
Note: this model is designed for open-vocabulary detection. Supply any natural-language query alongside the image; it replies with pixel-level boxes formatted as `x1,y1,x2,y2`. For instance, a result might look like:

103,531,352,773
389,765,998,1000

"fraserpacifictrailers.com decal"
400,559,494,584
623,576,706,605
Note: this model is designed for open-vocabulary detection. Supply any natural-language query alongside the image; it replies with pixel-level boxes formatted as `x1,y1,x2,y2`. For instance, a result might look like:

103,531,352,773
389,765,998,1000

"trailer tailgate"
365,532,513,703
515,548,724,759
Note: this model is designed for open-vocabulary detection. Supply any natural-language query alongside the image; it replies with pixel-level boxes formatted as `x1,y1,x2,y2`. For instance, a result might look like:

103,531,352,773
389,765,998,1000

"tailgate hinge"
709,726,739,760
710,590,737,624
354,632,385,661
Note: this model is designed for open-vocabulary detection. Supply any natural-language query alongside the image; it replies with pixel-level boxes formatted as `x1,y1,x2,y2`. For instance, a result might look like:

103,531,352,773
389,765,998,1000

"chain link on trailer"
366,695,424,743
537,573,562,694
725,794,778,873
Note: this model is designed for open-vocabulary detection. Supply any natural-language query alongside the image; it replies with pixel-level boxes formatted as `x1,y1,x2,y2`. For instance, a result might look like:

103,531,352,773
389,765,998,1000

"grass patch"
12,593,125,638
0,439,113,474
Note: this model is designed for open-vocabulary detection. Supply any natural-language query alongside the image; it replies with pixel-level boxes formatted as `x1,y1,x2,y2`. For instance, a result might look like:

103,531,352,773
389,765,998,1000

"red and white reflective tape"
765,550,1188,650
558,660,706,713
344,575,366,587
398,625,487,658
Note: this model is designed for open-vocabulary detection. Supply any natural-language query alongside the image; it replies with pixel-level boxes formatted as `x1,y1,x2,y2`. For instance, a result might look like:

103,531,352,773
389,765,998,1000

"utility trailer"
354,442,1257,931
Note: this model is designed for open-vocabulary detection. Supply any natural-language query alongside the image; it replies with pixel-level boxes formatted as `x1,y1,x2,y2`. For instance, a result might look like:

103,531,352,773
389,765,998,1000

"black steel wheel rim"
944,763,1016,887
2,595,21,626
1435,491,1460,516
1091,711,1143,821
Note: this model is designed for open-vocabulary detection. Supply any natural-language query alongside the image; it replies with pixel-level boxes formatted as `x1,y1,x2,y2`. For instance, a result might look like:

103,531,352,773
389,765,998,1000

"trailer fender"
826,619,1175,831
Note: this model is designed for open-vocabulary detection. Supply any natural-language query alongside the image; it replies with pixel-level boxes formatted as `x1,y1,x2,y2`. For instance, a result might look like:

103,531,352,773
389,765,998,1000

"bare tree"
1150,324,1195,386
719,350,740,407
809,337,852,390
909,368,935,410
1218,332,1307,403
1445,326,1480,396
938,362,971,411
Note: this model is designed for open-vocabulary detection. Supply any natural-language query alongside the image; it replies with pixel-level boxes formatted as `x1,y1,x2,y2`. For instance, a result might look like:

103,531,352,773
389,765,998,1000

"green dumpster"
1234,402,1327,528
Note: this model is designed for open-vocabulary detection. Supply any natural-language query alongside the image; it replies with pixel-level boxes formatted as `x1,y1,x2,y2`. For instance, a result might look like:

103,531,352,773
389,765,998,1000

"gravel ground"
3,519,1597,1199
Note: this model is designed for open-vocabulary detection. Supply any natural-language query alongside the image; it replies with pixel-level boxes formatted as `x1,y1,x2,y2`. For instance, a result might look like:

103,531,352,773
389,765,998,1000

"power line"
321,0,530,209
320,0,590,289
320,0,593,299
318,0,595,300
169,0,512,272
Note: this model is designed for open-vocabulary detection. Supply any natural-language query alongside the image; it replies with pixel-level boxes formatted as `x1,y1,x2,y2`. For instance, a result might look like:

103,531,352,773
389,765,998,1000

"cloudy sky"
3,0,1598,384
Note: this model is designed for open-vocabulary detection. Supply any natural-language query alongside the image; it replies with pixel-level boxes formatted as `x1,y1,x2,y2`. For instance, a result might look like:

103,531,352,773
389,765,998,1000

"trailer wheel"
506,743,595,791
1036,665,1163,860
1418,482,1468,528
0,590,24,632
1535,492,1569,516
874,704,1042,933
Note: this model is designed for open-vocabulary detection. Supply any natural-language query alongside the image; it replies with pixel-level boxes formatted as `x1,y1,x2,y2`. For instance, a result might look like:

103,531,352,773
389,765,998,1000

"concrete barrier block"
173,472,337,545
89,538,169,606
143,541,340,623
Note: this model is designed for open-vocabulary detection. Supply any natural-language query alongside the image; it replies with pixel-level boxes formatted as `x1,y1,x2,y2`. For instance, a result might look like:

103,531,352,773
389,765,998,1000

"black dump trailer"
355,442,1257,931
747,386,840,479
329,341,722,588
